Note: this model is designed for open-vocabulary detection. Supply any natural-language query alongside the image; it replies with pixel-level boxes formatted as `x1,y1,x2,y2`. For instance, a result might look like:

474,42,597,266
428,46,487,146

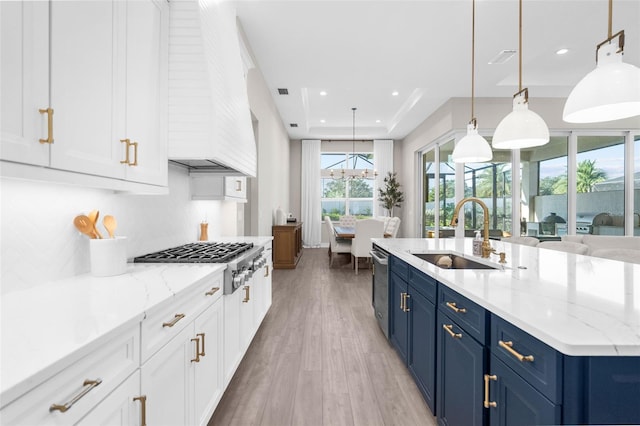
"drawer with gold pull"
438,286,488,344
491,314,562,403
0,325,139,425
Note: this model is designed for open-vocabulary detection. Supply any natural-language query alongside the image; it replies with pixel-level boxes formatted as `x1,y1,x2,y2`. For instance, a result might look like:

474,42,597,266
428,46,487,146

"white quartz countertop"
0,263,226,406
373,238,640,357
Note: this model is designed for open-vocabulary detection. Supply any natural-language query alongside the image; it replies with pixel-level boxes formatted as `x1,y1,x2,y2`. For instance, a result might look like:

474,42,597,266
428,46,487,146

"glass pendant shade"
452,123,493,163
563,42,640,123
493,94,550,149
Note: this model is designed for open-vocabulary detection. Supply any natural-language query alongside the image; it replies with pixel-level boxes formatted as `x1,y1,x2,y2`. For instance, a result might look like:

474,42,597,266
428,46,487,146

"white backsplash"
0,164,234,294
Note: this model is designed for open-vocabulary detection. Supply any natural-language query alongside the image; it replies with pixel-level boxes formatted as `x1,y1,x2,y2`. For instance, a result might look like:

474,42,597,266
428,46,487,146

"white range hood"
168,0,257,177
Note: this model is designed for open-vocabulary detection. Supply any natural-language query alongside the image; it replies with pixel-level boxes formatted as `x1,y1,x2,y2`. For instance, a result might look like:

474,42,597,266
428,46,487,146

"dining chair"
386,217,401,238
326,216,351,267
350,218,384,274
339,215,357,227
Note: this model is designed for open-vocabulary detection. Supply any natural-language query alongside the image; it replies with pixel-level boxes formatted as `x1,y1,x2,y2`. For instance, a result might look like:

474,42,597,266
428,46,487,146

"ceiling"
229,0,640,141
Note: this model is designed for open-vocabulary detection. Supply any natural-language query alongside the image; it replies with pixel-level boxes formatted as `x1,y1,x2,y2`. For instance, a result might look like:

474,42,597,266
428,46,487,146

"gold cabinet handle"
130,141,138,166
49,378,102,412
39,107,54,144
446,301,467,314
498,340,534,362
133,395,147,426
483,374,497,408
205,287,220,296
236,179,242,191
264,265,269,277
404,293,411,312
197,332,205,357
443,324,462,339
243,285,250,303
162,313,185,328
400,292,406,311
191,337,201,362
120,139,131,164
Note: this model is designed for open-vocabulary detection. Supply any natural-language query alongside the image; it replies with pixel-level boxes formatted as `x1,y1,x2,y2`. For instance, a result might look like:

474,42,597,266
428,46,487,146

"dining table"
334,226,391,239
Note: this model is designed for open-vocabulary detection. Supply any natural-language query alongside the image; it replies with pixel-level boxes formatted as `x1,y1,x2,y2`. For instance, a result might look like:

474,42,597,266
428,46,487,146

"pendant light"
563,0,640,123
452,0,492,163
330,108,378,180
492,0,549,149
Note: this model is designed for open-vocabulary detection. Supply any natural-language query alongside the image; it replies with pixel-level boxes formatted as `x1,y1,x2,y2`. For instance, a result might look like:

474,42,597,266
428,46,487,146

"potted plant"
378,172,404,217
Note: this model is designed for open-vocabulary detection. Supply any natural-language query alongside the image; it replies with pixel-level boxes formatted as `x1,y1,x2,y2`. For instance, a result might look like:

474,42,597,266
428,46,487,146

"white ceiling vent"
278,88,289,95
488,50,517,65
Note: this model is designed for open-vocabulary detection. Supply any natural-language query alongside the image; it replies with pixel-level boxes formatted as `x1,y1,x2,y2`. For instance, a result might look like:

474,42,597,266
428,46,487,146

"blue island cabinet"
388,255,640,425
389,256,437,414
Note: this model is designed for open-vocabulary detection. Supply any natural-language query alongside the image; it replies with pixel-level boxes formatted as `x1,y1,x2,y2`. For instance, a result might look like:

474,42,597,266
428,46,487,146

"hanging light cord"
518,0,522,92
608,0,613,39
596,0,624,59
352,107,356,170
470,0,476,124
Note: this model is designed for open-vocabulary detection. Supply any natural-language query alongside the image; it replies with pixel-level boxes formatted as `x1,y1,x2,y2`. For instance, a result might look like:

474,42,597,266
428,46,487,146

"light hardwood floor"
209,248,437,426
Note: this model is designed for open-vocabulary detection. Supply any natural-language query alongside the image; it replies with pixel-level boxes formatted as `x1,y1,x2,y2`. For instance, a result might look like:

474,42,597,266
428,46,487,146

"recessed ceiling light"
556,48,569,55
320,119,326,123
392,91,399,96
376,119,381,123
320,91,327,96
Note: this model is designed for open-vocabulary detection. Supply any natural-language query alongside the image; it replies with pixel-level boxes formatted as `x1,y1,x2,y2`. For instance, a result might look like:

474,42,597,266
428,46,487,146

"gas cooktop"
133,242,254,263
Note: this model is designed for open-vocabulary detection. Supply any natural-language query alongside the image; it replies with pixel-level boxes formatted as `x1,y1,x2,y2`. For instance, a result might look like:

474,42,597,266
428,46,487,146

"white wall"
0,165,235,294
246,59,290,237
398,97,640,237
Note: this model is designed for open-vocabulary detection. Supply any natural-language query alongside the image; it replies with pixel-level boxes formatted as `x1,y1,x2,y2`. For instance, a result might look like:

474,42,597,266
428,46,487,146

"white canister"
275,207,286,225
89,237,128,277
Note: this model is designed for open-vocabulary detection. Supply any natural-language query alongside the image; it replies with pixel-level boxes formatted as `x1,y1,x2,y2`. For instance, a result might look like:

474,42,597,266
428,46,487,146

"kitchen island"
372,237,640,425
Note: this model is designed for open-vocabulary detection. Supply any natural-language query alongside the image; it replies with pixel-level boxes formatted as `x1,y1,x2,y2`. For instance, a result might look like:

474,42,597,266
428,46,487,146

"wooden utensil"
74,215,97,239
88,210,104,239
103,215,117,238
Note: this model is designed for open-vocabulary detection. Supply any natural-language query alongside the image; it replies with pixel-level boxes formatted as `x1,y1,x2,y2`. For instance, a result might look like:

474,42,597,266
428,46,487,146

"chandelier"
330,107,378,180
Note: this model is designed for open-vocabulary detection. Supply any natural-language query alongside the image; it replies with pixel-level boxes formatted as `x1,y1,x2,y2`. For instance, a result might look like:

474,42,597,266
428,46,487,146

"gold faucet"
450,197,505,263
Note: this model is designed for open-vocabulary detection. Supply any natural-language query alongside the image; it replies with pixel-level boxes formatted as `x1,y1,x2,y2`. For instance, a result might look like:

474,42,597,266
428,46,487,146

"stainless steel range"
134,242,264,294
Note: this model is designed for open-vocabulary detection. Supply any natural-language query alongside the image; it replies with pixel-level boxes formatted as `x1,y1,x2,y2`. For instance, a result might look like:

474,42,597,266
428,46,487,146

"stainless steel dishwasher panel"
370,247,389,339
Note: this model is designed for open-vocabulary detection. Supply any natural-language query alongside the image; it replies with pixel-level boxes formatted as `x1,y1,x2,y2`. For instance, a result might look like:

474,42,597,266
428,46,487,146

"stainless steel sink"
412,252,498,270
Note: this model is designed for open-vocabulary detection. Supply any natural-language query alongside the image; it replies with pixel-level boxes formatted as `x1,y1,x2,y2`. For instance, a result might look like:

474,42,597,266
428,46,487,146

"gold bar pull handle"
197,332,205,357
400,292,406,311
483,374,497,408
49,378,102,412
205,287,220,296
39,107,54,144
404,293,411,312
236,179,242,192
191,337,201,362
264,265,269,277
133,395,147,426
130,141,138,166
243,285,250,303
120,139,131,164
443,324,462,339
446,301,467,314
499,340,534,362
162,313,185,328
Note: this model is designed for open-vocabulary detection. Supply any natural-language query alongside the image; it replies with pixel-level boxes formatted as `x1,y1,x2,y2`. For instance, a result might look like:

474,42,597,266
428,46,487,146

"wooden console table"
272,222,303,269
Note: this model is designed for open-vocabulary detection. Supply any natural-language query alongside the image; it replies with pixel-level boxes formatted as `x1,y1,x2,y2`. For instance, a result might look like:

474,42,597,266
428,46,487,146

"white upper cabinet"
0,0,168,190
168,0,257,177
0,1,50,166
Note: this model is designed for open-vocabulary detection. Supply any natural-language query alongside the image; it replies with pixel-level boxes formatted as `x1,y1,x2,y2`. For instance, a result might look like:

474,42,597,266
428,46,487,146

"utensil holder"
90,237,127,277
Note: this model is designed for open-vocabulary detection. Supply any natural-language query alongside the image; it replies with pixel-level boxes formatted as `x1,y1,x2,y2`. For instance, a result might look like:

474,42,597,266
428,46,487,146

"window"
576,135,625,234
423,140,455,237
321,152,374,220
523,136,569,236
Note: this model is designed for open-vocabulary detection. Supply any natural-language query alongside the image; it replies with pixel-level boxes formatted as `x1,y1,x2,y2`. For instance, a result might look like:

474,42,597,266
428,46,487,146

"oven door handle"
370,250,388,265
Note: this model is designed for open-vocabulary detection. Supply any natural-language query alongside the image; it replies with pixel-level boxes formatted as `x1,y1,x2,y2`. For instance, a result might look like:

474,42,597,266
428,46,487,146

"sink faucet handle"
489,248,507,264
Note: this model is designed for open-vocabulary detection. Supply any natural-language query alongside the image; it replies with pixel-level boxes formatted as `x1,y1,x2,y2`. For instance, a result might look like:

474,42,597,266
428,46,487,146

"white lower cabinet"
223,287,242,387
141,297,224,426
77,371,141,426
